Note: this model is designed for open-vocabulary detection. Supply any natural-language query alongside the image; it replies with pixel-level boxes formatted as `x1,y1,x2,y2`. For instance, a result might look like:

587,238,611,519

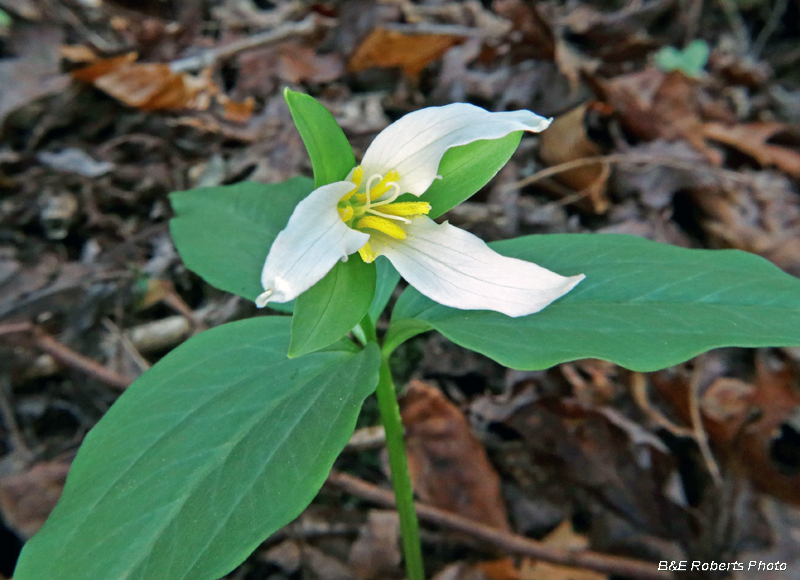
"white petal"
360,104,551,196
370,217,584,317
258,182,370,306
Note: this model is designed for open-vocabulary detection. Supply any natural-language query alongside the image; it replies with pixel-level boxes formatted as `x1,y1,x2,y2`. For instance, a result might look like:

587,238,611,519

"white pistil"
369,182,402,207
363,174,383,209
366,208,412,223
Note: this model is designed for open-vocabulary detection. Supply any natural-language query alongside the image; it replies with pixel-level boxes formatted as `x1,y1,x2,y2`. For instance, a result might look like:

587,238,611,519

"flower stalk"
360,315,425,580
376,356,425,580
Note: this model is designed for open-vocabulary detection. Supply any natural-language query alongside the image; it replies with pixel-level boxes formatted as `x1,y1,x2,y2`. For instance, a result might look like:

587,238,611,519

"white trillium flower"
257,103,585,318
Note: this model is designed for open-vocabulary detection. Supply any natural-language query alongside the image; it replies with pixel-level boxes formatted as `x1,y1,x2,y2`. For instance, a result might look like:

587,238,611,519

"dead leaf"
60,44,100,65
613,139,714,210
301,544,355,580
400,380,509,531
0,24,69,124
501,395,690,538
703,122,800,178
218,95,255,124
348,510,401,580
71,53,252,120
0,459,71,538
553,38,599,94
539,102,612,213
492,0,555,61
475,523,608,580
689,171,800,277
654,352,800,506
349,27,462,78
518,522,607,580
597,69,721,164
278,44,344,84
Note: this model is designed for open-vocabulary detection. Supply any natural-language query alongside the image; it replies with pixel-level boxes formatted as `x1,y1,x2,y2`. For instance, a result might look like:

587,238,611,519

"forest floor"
2,1,800,579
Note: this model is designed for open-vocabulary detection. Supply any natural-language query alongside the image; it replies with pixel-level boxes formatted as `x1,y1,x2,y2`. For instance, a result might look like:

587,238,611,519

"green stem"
358,314,424,580
375,355,425,580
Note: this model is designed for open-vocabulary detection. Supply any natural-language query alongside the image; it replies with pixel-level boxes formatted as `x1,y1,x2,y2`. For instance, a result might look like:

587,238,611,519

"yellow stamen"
338,206,354,222
339,166,364,203
340,186,357,203
369,170,400,200
357,216,407,240
377,202,432,217
358,242,379,263
351,166,364,188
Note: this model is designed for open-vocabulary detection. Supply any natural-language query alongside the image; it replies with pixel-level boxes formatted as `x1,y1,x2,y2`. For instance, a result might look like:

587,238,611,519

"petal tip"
255,289,273,308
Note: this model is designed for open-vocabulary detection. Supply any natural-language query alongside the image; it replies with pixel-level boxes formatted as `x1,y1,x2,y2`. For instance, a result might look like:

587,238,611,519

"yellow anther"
338,206,354,222
351,166,364,189
340,186,358,204
358,242,378,263
369,170,400,200
340,166,364,203
357,216,407,240
378,202,431,217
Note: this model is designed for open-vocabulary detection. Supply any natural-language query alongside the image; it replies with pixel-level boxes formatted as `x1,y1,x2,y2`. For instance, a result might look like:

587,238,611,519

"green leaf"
370,257,401,323
417,132,522,218
654,40,710,77
284,88,355,188
169,177,313,311
290,257,376,357
15,317,380,580
391,234,800,371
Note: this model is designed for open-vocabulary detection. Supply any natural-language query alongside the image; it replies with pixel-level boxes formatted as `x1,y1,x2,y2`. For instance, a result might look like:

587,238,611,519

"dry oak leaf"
476,522,608,580
0,460,71,539
517,522,607,580
278,44,344,84
597,69,721,164
702,122,800,178
400,380,509,531
72,53,209,111
72,53,252,120
349,27,462,78
539,102,612,214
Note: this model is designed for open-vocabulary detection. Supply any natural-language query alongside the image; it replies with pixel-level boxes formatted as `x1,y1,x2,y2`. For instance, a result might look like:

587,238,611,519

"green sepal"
284,88,355,188
370,257,401,323
418,131,522,218
290,257,377,357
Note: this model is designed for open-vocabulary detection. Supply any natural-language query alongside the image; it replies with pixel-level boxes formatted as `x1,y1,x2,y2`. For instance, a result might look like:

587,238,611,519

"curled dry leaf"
596,69,721,164
278,44,344,84
516,521,607,580
72,53,209,111
539,102,612,213
0,459,71,538
348,510,400,580
71,53,253,120
349,27,462,78
654,352,800,506
702,122,800,178
689,172,800,277
400,380,509,531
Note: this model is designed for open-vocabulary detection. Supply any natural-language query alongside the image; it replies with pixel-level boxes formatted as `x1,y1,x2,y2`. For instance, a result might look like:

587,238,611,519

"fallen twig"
345,426,387,451
170,14,331,73
502,153,755,193
0,322,130,391
326,470,673,580
383,22,504,38
689,357,724,486
752,0,789,58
